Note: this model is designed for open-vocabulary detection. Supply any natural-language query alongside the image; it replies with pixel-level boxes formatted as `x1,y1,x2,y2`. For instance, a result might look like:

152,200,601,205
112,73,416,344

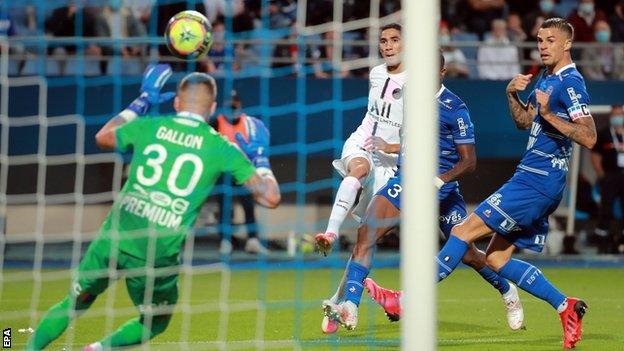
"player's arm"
438,144,476,184
244,170,281,208
233,117,281,208
535,87,597,149
95,64,174,150
506,74,536,130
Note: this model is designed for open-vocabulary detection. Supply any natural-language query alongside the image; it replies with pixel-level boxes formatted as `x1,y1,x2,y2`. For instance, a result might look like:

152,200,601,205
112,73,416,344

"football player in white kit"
315,23,405,255
316,23,404,334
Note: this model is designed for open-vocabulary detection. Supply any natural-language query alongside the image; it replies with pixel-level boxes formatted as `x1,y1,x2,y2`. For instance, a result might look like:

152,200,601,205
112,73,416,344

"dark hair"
440,49,445,70
178,72,217,102
541,17,574,40
380,23,402,35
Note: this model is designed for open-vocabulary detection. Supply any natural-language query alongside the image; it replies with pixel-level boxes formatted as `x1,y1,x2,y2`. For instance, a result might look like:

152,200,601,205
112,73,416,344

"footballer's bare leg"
316,157,371,256
323,195,398,331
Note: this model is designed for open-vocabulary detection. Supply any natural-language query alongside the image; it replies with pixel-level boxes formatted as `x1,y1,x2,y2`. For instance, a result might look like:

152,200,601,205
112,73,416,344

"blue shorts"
377,171,401,210
439,188,467,238
475,177,560,252
377,172,467,237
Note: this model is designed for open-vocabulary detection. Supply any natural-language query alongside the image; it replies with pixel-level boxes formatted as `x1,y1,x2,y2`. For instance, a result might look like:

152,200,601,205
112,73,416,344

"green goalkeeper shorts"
73,238,179,312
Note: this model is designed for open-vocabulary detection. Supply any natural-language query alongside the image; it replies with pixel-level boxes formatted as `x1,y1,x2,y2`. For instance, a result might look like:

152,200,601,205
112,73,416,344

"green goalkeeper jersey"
99,112,255,261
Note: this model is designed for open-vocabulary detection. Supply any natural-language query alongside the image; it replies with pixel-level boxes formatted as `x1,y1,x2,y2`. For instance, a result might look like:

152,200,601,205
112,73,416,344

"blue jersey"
438,85,475,194
519,64,591,199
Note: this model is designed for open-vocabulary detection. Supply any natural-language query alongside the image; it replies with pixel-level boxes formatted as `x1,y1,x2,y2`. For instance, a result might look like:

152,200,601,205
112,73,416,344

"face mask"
439,34,451,46
540,0,555,13
595,30,610,43
579,3,594,15
611,115,624,127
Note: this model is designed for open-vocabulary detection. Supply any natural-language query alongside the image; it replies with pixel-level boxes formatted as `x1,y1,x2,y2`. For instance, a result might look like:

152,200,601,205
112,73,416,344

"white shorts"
332,137,397,223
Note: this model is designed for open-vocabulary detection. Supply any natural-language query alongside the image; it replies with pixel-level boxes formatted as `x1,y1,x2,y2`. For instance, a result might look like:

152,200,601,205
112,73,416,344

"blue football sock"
498,258,565,310
477,266,510,295
343,261,369,306
437,236,469,282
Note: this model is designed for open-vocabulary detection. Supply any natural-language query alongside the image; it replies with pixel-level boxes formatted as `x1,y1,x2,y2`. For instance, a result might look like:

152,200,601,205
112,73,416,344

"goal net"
0,0,409,349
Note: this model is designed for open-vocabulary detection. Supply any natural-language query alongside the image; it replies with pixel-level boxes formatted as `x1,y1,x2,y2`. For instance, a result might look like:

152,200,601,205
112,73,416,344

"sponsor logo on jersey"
487,193,502,207
457,117,467,137
120,194,183,230
527,121,542,150
369,99,392,119
439,210,464,225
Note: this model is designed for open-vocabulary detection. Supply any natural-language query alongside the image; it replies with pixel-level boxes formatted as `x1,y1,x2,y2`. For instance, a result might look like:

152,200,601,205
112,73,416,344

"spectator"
567,0,608,42
45,5,111,74
271,22,298,72
312,30,350,78
269,0,292,29
440,23,470,78
507,13,528,42
477,19,521,80
209,91,269,255
590,105,624,254
466,0,505,39
206,21,228,73
581,20,624,79
45,5,110,55
523,0,559,41
203,0,225,23
102,1,147,58
610,0,624,42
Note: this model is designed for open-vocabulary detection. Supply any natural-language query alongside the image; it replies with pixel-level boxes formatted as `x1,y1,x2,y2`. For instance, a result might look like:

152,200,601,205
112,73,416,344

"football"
164,10,213,60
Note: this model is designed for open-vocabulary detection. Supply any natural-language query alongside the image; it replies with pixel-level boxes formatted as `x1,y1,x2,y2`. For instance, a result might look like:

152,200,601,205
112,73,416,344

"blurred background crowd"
1,0,623,79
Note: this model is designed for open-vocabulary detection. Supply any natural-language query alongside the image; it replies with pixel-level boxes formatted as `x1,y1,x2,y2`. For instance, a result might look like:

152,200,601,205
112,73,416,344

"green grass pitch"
1,267,622,350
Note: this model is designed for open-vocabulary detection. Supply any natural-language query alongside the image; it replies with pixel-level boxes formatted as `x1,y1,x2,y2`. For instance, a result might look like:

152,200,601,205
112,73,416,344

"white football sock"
325,176,361,236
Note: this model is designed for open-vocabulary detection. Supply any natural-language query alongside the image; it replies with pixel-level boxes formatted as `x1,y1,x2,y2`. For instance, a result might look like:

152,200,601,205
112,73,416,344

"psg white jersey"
347,63,406,167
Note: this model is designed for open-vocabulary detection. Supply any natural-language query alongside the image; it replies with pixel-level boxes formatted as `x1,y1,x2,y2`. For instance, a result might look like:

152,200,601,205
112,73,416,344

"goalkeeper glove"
235,117,271,170
124,64,175,118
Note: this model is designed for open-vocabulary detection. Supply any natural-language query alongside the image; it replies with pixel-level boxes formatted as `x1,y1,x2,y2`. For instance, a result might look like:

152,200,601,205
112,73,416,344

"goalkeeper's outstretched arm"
235,116,281,209
96,63,175,150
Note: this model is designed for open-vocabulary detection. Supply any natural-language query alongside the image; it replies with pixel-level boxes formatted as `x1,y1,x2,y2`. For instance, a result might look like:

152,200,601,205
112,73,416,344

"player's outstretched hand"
235,117,271,169
127,64,175,116
535,89,551,116
506,74,533,94
364,136,389,153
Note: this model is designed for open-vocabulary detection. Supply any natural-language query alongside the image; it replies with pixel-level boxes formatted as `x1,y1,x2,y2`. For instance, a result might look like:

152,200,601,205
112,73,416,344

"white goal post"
402,1,438,350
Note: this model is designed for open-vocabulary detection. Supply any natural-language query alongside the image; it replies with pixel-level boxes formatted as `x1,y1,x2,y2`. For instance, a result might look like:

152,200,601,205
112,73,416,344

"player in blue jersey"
434,18,596,349
323,52,524,332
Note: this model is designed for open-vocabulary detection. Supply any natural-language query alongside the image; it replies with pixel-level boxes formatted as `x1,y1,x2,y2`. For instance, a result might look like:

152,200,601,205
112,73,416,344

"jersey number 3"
387,183,402,198
136,143,203,197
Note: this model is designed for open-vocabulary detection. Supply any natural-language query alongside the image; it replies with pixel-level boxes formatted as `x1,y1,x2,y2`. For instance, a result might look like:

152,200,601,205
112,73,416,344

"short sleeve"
450,107,475,145
221,139,255,185
559,77,591,121
116,118,149,153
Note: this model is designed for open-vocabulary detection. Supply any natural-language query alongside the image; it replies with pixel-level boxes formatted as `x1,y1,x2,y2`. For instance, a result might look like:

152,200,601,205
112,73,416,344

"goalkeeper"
26,65,280,350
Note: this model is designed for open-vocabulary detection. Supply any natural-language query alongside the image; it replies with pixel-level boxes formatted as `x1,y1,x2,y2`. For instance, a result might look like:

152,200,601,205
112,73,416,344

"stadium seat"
451,32,479,78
